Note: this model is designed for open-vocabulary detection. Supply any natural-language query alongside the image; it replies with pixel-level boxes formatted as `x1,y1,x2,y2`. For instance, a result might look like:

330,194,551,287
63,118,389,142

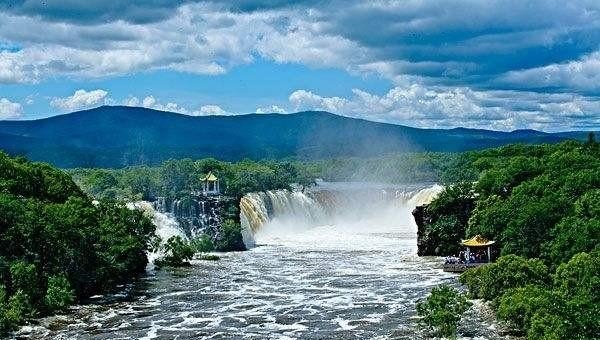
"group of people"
444,249,489,264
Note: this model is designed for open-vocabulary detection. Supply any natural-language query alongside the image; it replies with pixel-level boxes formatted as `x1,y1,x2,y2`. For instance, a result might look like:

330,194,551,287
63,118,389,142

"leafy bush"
0,289,32,333
416,285,471,338
552,252,599,339
527,311,569,340
214,219,245,251
497,285,560,330
198,254,220,261
44,276,75,313
543,190,600,267
155,236,195,267
460,255,549,302
191,235,214,253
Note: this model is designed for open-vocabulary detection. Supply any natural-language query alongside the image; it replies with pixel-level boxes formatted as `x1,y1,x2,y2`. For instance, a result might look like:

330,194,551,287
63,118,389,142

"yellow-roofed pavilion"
200,171,220,195
461,235,495,263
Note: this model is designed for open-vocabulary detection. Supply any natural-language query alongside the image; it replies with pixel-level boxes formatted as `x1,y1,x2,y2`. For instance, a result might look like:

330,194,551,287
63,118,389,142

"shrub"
1,290,32,333
198,254,220,261
191,234,214,253
496,285,560,330
527,311,568,340
458,264,489,298
552,252,599,339
214,219,245,251
9,261,39,303
44,276,75,313
155,236,195,267
416,285,471,338
467,255,549,302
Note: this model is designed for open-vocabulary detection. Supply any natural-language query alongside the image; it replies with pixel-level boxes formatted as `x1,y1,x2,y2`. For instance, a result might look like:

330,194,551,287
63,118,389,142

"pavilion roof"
461,234,495,247
200,171,218,181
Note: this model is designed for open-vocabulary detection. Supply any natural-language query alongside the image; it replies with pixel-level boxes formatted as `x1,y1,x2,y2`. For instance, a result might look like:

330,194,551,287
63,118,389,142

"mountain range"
0,106,592,168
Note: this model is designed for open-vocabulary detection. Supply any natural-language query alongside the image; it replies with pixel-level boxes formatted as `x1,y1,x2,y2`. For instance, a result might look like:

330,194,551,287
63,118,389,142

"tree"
155,236,195,267
416,285,471,338
460,255,550,301
44,276,74,313
497,285,560,330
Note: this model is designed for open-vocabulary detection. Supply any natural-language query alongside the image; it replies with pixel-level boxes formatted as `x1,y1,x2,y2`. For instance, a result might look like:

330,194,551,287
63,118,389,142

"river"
15,183,510,339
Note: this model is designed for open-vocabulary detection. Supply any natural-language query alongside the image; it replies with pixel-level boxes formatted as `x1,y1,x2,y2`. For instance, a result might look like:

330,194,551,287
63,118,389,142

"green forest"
68,152,469,203
0,152,156,333
420,136,599,339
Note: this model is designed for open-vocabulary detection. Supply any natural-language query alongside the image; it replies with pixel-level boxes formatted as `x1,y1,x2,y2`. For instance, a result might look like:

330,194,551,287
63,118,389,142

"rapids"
16,183,512,340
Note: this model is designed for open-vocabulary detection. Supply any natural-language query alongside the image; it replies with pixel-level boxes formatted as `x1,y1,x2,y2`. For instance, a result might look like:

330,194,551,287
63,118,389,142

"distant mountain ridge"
0,106,592,168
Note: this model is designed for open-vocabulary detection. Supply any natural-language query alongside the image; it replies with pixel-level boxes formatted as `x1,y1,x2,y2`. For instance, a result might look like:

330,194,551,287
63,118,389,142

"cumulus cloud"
50,89,108,111
197,104,229,116
288,85,600,131
500,51,600,92
0,98,23,119
122,95,230,116
255,105,287,114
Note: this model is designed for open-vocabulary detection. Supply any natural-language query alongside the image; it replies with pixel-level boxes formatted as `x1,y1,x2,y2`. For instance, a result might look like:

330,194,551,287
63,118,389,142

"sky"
0,0,600,131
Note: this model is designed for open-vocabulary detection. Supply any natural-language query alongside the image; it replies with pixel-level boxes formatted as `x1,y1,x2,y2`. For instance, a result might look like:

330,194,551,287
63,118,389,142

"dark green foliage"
552,252,599,339
191,235,214,253
416,284,471,338
155,236,195,267
418,182,475,256
0,151,156,333
459,255,550,302
527,311,569,340
44,276,74,313
423,140,599,262
1,290,31,331
415,141,599,340
543,190,600,266
497,285,560,330
214,220,245,251
198,254,220,261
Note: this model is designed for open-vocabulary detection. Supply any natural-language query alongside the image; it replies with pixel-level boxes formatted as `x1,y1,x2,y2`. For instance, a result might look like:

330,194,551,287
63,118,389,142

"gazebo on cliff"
443,235,496,273
461,234,495,263
200,171,220,196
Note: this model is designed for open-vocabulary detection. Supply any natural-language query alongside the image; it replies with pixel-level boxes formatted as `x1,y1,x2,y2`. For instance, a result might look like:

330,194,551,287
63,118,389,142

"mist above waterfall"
240,182,442,250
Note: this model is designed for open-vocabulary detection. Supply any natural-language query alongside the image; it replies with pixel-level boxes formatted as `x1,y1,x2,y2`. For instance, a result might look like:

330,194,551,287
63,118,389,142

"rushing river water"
16,183,510,339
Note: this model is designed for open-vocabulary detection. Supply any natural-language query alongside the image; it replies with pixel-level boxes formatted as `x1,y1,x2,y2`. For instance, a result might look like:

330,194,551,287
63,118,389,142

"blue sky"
1,0,600,131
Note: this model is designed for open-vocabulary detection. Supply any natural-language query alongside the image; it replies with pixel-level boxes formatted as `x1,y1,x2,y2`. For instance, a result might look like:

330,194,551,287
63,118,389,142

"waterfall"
128,201,187,264
239,183,443,249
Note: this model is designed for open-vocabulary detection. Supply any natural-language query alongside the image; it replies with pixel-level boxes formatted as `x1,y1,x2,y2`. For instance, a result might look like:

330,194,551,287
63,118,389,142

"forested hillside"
0,152,155,333
0,106,590,168
418,135,599,339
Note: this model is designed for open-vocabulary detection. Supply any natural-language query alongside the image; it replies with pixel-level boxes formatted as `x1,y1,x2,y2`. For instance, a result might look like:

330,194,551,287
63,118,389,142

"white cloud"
50,89,108,111
142,95,157,108
500,51,600,91
0,98,23,119
289,90,349,113
255,105,287,114
122,95,231,116
197,104,229,116
287,85,600,131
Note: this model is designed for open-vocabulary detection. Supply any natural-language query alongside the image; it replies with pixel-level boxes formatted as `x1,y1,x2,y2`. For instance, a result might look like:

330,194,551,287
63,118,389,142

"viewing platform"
442,235,495,273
